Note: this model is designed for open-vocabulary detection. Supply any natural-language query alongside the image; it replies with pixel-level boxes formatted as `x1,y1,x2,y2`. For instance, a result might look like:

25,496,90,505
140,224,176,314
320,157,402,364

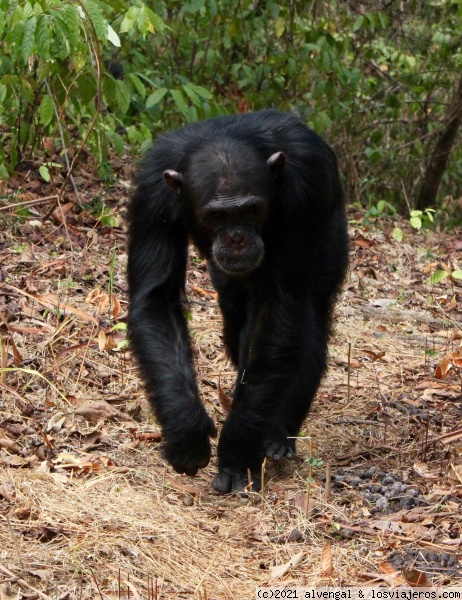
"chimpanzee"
127,110,348,494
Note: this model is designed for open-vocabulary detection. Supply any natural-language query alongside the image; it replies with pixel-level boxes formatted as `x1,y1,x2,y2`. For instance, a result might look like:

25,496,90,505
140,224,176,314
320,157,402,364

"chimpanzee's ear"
267,151,286,176
163,170,184,194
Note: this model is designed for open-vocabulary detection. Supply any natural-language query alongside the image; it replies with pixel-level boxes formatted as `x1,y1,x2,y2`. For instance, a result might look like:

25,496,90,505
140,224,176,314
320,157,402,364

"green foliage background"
1,0,462,213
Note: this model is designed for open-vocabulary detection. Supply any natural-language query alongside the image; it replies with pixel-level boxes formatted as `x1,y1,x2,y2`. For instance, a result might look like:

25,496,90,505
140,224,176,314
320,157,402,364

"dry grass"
0,200,461,598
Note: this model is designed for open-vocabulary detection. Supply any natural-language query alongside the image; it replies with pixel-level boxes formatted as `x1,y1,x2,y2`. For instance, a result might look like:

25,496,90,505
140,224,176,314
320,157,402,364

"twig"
193,536,228,596
5,514,24,570
325,463,332,501
347,341,352,404
0,195,58,212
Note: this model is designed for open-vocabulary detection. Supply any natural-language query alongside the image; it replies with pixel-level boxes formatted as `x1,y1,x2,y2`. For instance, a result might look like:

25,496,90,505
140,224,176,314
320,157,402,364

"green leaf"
410,216,422,229
170,89,189,118
182,84,201,107
112,132,124,155
120,6,140,34
353,15,364,31
386,94,400,109
36,14,51,59
101,214,117,227
115,79,131,114
111,322,127,331
188,83,213,100
82,0,107,41
21,15,36,64
392,227,403,242
102,72,117,107
146,87,168,108
126,73,146,98
180,0,205,15
0,83,6,105
428,270,449,285
60,5,81,49
137,7,151,37
451,270,462,281
377,200,386,214
0,164,9,179
146,9,165,33
76,72,97,105
0,10,5,38
377,11,388,28
39,95,54,127
39,165,50,182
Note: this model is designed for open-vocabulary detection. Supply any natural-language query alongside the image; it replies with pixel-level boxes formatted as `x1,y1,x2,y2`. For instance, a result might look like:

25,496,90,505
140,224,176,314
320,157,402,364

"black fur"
127,110,348,493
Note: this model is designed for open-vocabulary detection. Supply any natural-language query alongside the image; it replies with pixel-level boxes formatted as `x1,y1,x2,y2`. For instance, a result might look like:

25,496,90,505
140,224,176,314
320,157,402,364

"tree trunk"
416,74,462,210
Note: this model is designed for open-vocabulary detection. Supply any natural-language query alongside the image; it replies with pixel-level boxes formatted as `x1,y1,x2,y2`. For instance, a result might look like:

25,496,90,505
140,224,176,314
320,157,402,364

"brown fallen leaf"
402,567,433,587
217,379,232,415
129,429,162,442
294,491,315,515
191,284,218,300
112,295,121,319
362,349,386,361
166,479,203,497
98,329,117,351
269,551,304,579
354,234,373,248
0,438,21,453
321,541,333,576
74,401,130,422
0,481,16,502
378,561,406,586
413,460,436,478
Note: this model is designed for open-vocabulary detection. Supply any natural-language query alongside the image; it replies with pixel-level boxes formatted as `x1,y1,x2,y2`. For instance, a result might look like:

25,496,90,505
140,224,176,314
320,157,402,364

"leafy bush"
1,0,462,215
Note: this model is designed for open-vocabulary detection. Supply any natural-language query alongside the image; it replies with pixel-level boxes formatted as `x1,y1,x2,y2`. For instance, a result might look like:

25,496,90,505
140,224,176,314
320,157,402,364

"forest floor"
0,156,461,599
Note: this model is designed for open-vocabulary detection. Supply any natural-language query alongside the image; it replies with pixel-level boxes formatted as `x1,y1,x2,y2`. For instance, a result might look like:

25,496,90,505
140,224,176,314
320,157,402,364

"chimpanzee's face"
163,146,285,276
200,193,267,275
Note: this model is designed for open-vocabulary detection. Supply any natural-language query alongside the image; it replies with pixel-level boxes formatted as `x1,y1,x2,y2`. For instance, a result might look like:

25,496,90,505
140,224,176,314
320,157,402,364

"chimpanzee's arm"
128,185,216,476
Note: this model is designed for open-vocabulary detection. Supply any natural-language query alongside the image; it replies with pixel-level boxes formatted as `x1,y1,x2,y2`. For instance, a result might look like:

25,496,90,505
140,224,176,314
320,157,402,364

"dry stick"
89,568,104,600
246,467,253,493
260,457,267,499
0,195,58,212
5,514,24,570
193,536,228,597
305,439,313,519
0,562,51,599
347,342,352,404
325,463,332,501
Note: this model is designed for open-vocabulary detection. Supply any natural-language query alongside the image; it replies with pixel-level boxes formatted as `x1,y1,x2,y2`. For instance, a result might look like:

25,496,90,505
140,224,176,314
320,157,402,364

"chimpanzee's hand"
263,427,295,460
162,412,217,476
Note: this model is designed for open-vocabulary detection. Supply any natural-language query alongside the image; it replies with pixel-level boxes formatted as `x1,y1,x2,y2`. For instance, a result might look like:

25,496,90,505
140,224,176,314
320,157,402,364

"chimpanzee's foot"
212,467,262,494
